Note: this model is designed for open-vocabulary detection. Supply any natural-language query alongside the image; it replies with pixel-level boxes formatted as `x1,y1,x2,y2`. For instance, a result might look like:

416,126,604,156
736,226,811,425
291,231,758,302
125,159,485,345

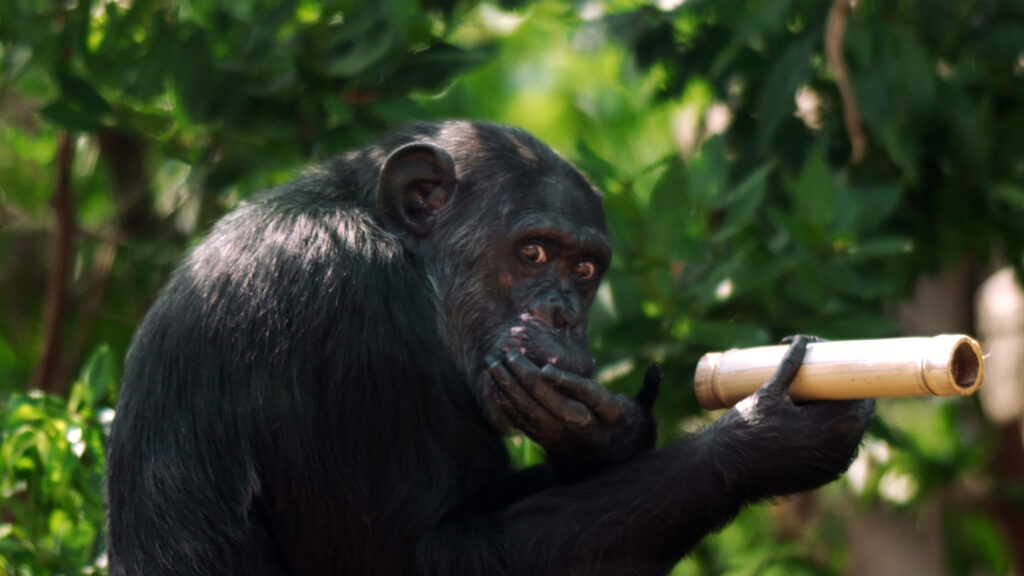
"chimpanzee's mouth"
498,320,596,377
522,346,595,378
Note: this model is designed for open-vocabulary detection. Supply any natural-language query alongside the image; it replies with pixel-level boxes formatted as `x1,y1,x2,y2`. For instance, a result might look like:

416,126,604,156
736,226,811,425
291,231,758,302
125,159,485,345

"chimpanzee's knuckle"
563,404,593,429
539,363,564,382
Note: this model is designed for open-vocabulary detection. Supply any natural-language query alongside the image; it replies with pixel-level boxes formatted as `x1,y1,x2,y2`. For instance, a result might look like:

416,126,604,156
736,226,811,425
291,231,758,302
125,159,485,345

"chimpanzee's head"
376,121,609,426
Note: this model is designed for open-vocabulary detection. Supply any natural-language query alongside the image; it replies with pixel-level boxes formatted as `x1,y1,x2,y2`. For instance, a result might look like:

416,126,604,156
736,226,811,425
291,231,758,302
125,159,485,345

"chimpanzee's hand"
712,335,875,500
485,350,661,480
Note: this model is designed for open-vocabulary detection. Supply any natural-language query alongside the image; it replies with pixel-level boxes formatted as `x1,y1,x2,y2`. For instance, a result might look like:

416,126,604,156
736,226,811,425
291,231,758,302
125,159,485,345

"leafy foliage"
0,0,489,393
428,2,1022,573
1,347,115,575
2,0,1023,574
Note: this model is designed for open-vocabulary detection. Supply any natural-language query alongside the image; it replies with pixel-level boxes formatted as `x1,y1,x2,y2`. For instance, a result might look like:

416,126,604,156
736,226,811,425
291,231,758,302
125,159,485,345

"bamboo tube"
694,335,985,410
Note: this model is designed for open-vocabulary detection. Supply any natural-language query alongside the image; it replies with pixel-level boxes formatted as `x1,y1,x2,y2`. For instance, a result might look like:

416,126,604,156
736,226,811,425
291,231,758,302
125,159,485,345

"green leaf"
756,35,813,149
172,30,220,121
689,320,769,350
968,23,1024,59
994,183,1024,209
730,253,801,296
952,513,1013,574
326,29,394,77
847,236,912,260
728,0,796,44
648,159,702,260
819,262,896,299
504,435,544,468
39,100,106,131
688,136,728,207
821,314,902,339
324,96,354,125
0,45,32,88
69,345,114,413
710,162,774,242
56,70,111,116
116,107,174,137
604,269,645,323
400,44,493,93
132,17,177,101
787,150,835,242
839,183,903,234
574,139,622,191
649,159,689,213
603,189,646,259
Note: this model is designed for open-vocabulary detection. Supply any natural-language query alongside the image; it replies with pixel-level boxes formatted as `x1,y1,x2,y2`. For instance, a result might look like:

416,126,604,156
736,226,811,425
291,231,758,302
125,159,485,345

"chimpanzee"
106,121,873,575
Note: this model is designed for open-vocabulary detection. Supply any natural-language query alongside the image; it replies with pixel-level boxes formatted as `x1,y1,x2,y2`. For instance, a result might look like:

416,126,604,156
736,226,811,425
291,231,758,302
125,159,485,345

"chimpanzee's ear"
378,142,456,239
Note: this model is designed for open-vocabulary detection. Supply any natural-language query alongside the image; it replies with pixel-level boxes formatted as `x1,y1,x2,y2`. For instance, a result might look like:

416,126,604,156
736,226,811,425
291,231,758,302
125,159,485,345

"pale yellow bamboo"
693,335,985,410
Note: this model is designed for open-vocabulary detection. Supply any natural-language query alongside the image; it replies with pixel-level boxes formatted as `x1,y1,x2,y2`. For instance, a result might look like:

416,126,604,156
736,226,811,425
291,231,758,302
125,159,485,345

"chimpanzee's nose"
553,306,570,330
540,296,585,337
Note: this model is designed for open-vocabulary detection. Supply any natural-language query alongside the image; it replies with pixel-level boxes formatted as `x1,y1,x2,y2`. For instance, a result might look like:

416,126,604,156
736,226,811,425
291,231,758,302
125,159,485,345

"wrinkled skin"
107,121,873,576
486,352,662,480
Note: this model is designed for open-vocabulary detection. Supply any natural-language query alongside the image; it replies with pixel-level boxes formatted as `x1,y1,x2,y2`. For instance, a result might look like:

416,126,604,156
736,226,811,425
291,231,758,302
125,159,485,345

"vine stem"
31,129,76,395
826,0,868,165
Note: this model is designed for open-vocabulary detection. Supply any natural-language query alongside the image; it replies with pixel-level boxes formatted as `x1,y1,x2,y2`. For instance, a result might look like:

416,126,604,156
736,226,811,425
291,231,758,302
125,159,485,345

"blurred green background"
3,0,1024,574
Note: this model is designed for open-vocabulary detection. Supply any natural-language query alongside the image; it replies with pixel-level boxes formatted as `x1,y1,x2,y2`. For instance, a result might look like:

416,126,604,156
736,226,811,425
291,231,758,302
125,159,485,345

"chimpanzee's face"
488,179,610,376
375,124,610,428
425,167,610,428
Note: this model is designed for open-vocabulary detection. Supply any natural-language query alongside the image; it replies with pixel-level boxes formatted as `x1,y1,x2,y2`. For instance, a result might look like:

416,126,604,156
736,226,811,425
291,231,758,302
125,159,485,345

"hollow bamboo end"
946,336,984,395
692,335,985,410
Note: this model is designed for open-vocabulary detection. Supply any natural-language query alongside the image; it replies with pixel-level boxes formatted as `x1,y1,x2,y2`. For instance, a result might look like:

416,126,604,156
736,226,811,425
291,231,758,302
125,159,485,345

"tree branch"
826,0,868,165
30,129,76,395
61,239,119,388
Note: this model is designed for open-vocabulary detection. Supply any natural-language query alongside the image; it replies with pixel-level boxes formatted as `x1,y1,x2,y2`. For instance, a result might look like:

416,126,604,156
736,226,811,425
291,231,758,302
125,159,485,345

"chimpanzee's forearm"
475,464,563,511
422,427,750,576
505,433,746,574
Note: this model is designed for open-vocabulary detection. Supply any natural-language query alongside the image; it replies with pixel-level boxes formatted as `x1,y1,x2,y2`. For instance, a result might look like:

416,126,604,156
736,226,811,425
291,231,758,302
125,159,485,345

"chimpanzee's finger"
503,352,593,428
493,386,558,438
636,363,662,409
538,363,623,422
501,349,544,383
759,335,809,401
486,355,564,432
781,334,827,344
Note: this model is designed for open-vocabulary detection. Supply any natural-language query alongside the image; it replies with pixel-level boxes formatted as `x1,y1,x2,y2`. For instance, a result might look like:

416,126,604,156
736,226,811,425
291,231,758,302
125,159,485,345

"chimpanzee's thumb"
636,363,662,409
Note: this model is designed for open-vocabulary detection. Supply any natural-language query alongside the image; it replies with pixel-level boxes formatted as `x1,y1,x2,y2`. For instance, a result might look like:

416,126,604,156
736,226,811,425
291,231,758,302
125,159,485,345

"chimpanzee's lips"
498,323,596,377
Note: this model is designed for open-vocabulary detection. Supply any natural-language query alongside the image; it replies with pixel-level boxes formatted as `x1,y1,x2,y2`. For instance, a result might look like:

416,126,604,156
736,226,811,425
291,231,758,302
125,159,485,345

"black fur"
106,121,872,575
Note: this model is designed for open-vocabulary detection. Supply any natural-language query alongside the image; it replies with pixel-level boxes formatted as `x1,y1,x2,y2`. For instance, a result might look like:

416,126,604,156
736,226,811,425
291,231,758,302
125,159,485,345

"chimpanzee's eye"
520,242,548,264
572,260,596,280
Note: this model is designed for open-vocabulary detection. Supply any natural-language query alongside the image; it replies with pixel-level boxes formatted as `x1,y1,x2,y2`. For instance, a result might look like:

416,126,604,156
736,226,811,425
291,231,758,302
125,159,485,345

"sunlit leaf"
69,346,114,413
755,35,813,149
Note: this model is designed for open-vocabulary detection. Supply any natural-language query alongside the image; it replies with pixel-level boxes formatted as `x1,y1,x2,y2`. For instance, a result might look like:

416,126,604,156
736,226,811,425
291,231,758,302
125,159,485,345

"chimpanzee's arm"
474,464,562,511
504,429,744,574
429,406,871,576
421,338,874,575
420,423,764,575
